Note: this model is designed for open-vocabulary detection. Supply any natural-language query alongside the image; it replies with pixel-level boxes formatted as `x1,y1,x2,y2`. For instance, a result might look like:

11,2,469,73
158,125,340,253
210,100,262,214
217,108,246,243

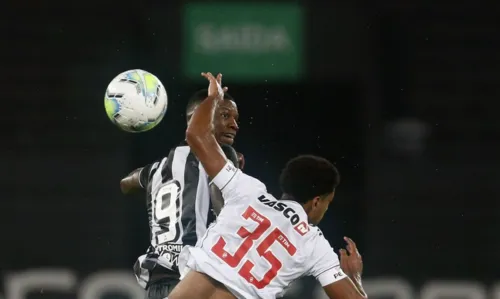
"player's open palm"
201,72,227,99
339,236,363,279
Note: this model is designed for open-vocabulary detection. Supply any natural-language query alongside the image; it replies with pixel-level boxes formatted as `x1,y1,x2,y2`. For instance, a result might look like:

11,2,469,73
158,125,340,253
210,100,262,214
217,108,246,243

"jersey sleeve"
210,161,266,203
307,232,347,286
139,162,160,188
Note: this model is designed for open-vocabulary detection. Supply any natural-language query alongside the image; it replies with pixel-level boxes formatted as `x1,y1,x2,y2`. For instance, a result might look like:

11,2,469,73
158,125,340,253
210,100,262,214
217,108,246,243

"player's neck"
280,194,306,208
279,193,294,201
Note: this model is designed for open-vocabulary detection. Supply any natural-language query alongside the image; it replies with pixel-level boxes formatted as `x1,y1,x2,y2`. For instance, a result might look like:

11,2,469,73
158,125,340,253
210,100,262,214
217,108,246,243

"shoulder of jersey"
309,224,324,236
243,172,268,192
150,155,169,166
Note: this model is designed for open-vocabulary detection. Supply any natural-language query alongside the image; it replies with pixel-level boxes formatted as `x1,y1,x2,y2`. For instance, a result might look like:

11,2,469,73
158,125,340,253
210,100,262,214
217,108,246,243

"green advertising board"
182,3,303,82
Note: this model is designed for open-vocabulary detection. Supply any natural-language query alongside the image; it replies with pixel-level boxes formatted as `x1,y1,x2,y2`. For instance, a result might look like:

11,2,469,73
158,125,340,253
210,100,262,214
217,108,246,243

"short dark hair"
220,144,239,169
279,155,340,204
186,89,234,122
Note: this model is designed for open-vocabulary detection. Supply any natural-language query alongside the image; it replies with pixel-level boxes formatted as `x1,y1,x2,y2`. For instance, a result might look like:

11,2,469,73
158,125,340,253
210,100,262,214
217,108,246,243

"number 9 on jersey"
153,181,181,245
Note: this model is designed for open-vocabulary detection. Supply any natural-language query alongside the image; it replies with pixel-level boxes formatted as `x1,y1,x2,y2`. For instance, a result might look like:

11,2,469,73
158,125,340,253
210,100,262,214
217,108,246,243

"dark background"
2,1,499,298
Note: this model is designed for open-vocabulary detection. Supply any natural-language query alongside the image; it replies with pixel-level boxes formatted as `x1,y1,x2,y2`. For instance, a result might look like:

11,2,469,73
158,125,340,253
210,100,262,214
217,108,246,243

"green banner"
182,3,304,82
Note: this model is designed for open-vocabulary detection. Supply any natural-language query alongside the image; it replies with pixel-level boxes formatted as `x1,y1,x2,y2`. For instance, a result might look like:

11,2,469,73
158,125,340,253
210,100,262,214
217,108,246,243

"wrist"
207,94,223,101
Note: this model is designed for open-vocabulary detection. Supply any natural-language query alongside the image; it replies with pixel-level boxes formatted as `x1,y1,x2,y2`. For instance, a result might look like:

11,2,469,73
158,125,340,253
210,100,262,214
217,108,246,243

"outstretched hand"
339,236,363,279
201,72,228,99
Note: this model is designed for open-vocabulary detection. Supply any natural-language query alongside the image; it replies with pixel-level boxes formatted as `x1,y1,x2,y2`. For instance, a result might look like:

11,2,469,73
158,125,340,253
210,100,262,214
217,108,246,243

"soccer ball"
104,69,168,132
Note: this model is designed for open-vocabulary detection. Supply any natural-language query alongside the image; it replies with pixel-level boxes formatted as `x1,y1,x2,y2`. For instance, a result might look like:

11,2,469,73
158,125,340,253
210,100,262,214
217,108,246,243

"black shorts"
145,277,179,299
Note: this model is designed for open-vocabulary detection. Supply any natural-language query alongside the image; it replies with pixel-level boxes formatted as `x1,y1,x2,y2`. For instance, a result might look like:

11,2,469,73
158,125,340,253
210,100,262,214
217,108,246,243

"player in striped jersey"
120,89,242,299
167,73,367,299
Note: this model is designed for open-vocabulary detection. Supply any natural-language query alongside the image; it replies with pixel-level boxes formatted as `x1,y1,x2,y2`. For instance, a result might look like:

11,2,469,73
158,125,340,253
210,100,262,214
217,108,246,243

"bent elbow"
120,178,129,194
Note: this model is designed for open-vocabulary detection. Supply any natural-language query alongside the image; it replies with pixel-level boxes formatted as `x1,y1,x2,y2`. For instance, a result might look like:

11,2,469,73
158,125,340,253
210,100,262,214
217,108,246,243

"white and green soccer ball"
104,69,168,132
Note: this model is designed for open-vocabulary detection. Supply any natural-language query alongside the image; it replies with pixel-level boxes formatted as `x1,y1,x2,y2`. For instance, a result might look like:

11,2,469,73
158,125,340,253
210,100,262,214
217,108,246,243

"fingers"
201,72,226,98
201,72,217,81
201,72,222,84
344,236,357,252
339,249,349,265
344,236,359,256
344,236,362,257
217,73,227,92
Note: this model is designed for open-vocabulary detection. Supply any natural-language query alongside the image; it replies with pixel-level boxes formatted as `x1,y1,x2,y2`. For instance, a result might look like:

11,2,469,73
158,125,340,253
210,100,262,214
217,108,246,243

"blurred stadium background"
2,1,499,298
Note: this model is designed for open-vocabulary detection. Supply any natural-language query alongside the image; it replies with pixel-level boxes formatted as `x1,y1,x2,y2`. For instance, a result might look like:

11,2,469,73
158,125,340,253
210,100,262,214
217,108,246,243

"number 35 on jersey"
211,206,297,289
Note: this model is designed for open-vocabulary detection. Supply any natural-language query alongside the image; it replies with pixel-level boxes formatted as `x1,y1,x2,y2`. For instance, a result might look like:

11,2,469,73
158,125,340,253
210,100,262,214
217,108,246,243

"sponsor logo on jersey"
333,271,344,280
257,195,307,229
155,243,183,266
226,163,237,173
293,221,309,236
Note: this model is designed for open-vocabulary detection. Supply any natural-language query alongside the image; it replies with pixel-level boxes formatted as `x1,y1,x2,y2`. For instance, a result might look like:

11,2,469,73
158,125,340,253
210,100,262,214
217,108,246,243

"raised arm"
185,72,229,179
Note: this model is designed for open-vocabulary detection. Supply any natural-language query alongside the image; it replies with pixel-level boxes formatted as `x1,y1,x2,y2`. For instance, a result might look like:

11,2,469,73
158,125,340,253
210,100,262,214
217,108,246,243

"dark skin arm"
339,237,367,298
323,237,367,298
185,72,229,179
323,278,367,299
120,168,143,194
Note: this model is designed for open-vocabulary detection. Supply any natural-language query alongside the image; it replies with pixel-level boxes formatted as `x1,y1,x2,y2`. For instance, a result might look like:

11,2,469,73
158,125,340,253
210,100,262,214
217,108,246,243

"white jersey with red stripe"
178,162,346,299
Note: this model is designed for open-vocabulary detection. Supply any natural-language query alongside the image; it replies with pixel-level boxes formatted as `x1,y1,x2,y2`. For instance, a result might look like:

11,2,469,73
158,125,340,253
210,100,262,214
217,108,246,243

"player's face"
308,191,335,225
214,99,239,145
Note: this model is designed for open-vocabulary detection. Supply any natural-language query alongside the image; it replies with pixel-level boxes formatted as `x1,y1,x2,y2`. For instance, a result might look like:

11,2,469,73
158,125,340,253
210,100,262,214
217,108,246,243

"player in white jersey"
120,88,244,299
166,72,367,299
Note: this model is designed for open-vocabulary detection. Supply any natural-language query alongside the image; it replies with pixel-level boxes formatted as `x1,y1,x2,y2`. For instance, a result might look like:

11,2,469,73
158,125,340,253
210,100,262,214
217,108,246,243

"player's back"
203,195,319,297
180,165,340,299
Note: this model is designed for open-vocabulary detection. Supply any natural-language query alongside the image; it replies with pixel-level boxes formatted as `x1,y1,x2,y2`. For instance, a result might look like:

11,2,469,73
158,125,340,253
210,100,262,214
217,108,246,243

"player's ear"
311,196,321,208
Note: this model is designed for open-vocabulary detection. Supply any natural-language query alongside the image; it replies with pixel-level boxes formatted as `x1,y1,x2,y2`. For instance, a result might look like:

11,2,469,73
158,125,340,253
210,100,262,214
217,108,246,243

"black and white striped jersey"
134,142,216,288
